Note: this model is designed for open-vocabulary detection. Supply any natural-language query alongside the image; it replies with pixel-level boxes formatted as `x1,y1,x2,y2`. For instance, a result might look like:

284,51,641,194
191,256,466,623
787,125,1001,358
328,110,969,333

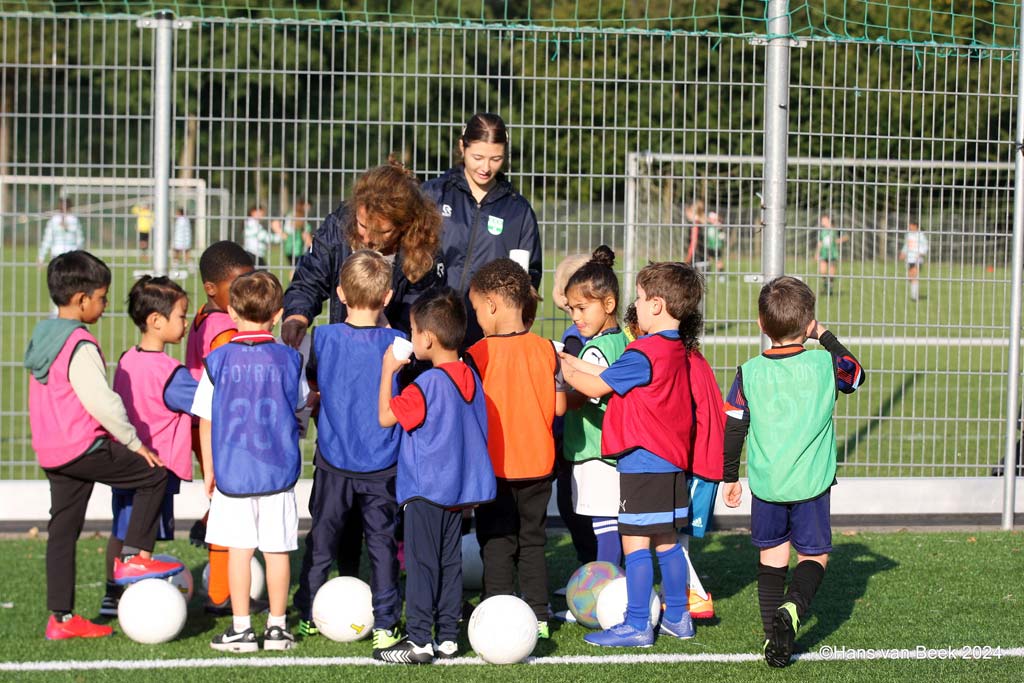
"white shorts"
205,488,298,553
572,459,621,517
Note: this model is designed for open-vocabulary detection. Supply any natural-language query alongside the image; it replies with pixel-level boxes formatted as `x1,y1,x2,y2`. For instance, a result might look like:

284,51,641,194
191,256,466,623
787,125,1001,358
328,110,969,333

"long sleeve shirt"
68,343,141,451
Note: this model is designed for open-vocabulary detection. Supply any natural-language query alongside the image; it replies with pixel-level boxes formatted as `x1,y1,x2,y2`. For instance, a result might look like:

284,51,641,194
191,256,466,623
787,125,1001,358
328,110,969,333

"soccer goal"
0,174,232,264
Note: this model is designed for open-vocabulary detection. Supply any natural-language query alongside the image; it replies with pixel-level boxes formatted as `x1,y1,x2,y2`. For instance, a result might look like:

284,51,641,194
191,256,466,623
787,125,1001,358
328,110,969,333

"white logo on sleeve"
441,204,452,217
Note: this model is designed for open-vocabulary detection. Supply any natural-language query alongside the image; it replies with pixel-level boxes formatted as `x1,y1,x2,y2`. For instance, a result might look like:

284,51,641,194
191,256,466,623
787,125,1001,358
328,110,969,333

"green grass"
0,530,1020,681
1,243,1018,477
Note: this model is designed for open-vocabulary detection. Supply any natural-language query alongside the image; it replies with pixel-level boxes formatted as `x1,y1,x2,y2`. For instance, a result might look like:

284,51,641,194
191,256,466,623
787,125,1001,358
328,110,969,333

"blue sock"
657,543,689,622
624,549,654,630
592,517,621,565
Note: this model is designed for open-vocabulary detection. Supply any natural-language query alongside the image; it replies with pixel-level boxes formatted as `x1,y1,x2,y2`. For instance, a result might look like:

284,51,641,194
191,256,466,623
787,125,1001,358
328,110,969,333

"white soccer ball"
117,578,187,644
153,554,193,602
468,595,538,664
312,576,375,642
595,576,661,630
462,534,483,590
201,555,265,601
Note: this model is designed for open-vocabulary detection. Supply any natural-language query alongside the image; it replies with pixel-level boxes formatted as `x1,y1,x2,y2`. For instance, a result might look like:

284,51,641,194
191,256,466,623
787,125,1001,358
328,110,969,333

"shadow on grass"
796,541,898,651
837,373,918,464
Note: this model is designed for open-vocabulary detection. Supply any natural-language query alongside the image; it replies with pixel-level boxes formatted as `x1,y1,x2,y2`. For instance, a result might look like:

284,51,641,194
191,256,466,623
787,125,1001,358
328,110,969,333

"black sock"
105,580,123,598
784,560,826,620
757,564,788,638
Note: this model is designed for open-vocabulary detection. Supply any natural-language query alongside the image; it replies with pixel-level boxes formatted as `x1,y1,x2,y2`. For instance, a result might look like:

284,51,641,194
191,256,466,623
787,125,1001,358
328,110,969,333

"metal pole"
1000,6,1024,531
149,10,174,277
760,0,792,351
624,152,639,301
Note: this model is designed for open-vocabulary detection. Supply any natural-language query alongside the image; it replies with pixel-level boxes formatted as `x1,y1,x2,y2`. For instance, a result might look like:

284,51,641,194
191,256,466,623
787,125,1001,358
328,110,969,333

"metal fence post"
138,11,190,278
760,0,791,350
624,151,639,301
1000,6,1024,530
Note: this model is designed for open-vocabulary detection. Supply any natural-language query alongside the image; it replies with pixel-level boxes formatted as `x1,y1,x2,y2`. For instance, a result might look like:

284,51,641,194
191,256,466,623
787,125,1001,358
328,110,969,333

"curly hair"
343,162,441,285
469,258,533,311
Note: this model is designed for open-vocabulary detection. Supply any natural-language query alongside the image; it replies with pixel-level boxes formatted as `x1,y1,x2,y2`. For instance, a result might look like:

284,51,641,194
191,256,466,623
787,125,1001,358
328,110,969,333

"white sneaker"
434,640,458,659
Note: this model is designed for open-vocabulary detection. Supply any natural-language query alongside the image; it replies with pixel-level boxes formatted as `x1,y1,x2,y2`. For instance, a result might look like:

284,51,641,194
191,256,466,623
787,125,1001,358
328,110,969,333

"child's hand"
382,346,411,375
136,444,164,468
807,320,827,340
723,481,743,508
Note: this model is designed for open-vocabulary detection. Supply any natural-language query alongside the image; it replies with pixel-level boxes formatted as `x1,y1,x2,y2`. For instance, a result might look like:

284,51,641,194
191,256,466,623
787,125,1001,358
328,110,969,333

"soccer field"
0,530,1019,682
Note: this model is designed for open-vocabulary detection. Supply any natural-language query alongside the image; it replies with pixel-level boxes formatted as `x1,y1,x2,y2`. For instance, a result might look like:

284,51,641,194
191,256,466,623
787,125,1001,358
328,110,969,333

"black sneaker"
374,637,434,664
189,519,208,549
764,602,799,668
263,625,296,651
210,626,258,653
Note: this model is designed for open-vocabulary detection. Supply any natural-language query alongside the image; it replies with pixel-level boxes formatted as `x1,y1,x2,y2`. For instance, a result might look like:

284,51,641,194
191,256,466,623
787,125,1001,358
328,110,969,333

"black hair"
199,240,254,284
565,245,619,309
469,258,533,311
47,250,111,306
127,276,188,331
409,288,467,351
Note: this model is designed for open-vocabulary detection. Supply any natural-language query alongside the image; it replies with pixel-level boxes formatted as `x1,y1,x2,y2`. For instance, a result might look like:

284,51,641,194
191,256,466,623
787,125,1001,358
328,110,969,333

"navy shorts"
618,471,689,536
750,490,832,555
111,472,180,542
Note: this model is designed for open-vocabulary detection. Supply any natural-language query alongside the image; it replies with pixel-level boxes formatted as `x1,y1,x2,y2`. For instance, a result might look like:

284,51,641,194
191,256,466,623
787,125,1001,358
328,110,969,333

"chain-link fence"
1,7,1021,518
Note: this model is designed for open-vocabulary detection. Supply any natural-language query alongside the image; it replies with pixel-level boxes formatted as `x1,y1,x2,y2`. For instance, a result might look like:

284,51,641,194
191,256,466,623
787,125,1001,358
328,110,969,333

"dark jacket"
421,166,541,293
282,202,445,335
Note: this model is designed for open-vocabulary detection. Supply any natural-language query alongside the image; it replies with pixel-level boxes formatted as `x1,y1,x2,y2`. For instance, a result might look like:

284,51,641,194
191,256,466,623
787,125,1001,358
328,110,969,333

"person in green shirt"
816,213,847,296
283,198,313,279
721,276,865,668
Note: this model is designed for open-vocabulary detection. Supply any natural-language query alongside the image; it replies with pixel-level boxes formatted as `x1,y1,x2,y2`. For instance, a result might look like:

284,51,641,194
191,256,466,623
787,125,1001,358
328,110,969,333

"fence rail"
0,9,1021,524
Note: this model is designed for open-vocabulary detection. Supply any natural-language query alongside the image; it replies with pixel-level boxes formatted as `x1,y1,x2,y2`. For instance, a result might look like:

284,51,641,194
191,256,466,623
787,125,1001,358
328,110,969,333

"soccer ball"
565,561,624,628
118,578,187,644
468,595,538,664
201,555,265,600
462,534,483,590
153,554,193,602
312,576,375,642
595,576,661,630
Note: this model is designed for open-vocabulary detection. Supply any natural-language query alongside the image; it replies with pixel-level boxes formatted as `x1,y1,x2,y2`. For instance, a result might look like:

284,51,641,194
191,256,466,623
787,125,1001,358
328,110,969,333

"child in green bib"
721,276,864,668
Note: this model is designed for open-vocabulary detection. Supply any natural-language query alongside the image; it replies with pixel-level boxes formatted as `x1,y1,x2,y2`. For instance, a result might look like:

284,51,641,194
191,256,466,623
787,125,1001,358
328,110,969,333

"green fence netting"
0,1,1019,49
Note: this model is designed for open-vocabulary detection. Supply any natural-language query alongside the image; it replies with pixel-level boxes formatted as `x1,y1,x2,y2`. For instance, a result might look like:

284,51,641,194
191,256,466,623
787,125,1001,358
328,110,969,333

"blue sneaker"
658,612,695,639
584,622,655,648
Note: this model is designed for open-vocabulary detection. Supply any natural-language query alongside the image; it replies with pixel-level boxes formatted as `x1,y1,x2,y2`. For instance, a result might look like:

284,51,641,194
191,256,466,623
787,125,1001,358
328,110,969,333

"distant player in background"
242,205,283,268
132,202,153,259
816,214,847,296
282,197,313,280
172,207,193,272
38,199,83,267
899,219,928,302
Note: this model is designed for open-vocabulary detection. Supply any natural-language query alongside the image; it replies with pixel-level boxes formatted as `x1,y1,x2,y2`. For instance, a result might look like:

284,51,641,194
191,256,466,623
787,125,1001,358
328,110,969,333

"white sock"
679,536,708,600
233,615,251,633
267,613,286,629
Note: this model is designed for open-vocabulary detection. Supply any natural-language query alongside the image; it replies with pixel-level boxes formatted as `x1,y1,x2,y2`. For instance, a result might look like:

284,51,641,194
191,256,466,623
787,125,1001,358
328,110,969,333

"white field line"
2,648,1022,671
704,336,1017,347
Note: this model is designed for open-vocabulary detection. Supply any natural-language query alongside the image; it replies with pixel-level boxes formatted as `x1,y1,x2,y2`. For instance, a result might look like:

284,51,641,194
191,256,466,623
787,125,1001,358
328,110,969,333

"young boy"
377,288,496,664
466,258,567,639
185,240,256,616
242,205,282,268
193,270,307,652
101,276,198,617
722,276,864,667
560,261,705,647
24,251,183,640
816,213,847,296
899,219,929,301
292,250,406,653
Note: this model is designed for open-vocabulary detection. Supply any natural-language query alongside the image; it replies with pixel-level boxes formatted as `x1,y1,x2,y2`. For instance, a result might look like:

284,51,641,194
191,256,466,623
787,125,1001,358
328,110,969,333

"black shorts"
617,470,689,536
138,231,150,247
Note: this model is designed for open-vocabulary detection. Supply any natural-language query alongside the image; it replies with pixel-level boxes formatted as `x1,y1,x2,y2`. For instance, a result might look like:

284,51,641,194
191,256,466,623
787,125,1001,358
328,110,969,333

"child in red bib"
561,262,705,648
